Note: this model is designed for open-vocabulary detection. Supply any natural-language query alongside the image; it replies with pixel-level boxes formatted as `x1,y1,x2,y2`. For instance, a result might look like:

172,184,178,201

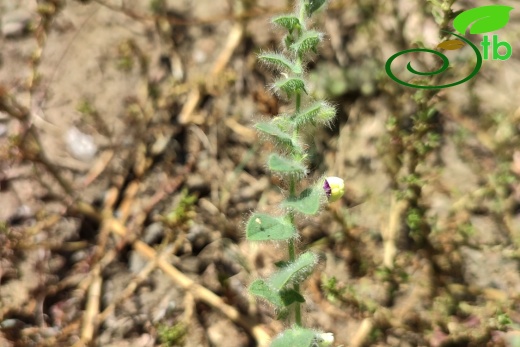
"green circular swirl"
385,32,483,89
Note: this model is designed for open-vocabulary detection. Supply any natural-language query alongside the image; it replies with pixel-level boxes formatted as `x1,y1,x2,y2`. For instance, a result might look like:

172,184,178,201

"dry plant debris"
0,0,519,346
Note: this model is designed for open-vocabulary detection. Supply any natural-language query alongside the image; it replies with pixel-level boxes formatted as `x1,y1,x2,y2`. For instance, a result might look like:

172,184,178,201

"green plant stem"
294,288,302,325
289,93,303,327
289,238,296,261
298,2,307,29
287,205,302,325
288,235,302,326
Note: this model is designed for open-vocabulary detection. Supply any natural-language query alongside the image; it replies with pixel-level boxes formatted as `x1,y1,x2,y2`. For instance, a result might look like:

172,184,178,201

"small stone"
143,222,163,244
65,127,97,161
129,250,147,273
1,10,32,39
0,123,8,137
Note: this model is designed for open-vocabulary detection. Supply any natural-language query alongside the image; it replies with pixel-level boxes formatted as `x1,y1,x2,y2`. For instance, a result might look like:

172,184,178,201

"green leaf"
280,289,305,305
453,5,513,34
293,101,336,129
293,102,321,127
255,121,302,154
290,30,322,56
274,260,291,268
281,186,323,215
270,326,316,347
268,154,308,178
305,0,327,18
249,281,304,309
249,279,284,307
284,34,295,49
315,102,336,126
246,213,297,241
271,15,302,33
276,308,290,320
273,77,307,98
258,53,302,74
268,252,318,290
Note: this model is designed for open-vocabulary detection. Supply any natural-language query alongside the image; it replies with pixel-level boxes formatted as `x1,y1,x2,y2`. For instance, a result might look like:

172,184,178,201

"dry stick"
97,247,170,323
178,87,201,125
382,196,409,269
349,318,374,347
83,150,115,187
141,173,188,216
81,169,178,333
112,223,271,346
90,247,120,285
76,188,118,346
0,90,75,197
23,213,61,237
211,0,247,78
116,180,140,223
71,263,108,346
85,199,270,343
211,21,244,77
79,265,102,345
73,202,270,346
93,0,286,26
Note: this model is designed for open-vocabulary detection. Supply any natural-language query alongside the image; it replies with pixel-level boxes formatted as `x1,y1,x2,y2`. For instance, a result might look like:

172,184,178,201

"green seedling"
245,1,342,345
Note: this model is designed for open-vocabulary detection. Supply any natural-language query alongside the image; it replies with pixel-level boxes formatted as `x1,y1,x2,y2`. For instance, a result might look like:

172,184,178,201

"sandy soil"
1,0,520,346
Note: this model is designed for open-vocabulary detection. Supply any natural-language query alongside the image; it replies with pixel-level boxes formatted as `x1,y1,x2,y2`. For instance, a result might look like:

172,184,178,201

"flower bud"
315,332,334,346
323,177,344,202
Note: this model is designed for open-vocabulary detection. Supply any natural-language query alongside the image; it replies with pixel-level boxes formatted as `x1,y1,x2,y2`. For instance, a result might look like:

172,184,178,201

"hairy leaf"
272,14,302,33
273,77,307,98
280,289,305,305
268,153,308,178
271,326,316,347
268,252,318,290
246,213,297,241
305,0,327,17
282,186,323,215
255,121,302,154
258,53,302,74
290,30,322,56
293,101,336,129
249,279,284,307
249,281,305,308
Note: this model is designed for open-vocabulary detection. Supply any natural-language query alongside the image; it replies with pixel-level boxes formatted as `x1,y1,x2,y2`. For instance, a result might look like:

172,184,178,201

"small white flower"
323,177,344,202
314,332,334,346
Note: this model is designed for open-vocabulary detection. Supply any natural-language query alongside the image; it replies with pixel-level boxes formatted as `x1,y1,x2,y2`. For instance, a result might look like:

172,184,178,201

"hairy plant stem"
289,89,303,326
247,2,333,339
298,3,307,30
288,234,302,326
288,163,302,325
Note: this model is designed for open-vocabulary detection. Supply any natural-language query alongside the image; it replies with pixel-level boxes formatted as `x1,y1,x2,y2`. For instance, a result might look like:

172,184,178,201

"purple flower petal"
323,179,331,197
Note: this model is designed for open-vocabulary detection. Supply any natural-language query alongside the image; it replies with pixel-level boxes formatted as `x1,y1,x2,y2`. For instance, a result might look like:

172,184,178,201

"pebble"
1,9,32,39
142,222,163,244
65,126,97,161
128,250,146,273
0,123,7,137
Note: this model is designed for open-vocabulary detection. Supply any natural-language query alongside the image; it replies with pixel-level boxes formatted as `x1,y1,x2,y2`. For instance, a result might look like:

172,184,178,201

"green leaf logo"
437,39,465,50
453,5,513,35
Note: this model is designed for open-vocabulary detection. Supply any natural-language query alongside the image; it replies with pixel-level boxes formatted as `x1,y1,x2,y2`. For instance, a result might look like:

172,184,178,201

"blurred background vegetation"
0,0,519,346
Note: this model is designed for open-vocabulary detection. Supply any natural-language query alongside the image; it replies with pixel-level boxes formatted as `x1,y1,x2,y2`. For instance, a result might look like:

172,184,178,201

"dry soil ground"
1,0,520,346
